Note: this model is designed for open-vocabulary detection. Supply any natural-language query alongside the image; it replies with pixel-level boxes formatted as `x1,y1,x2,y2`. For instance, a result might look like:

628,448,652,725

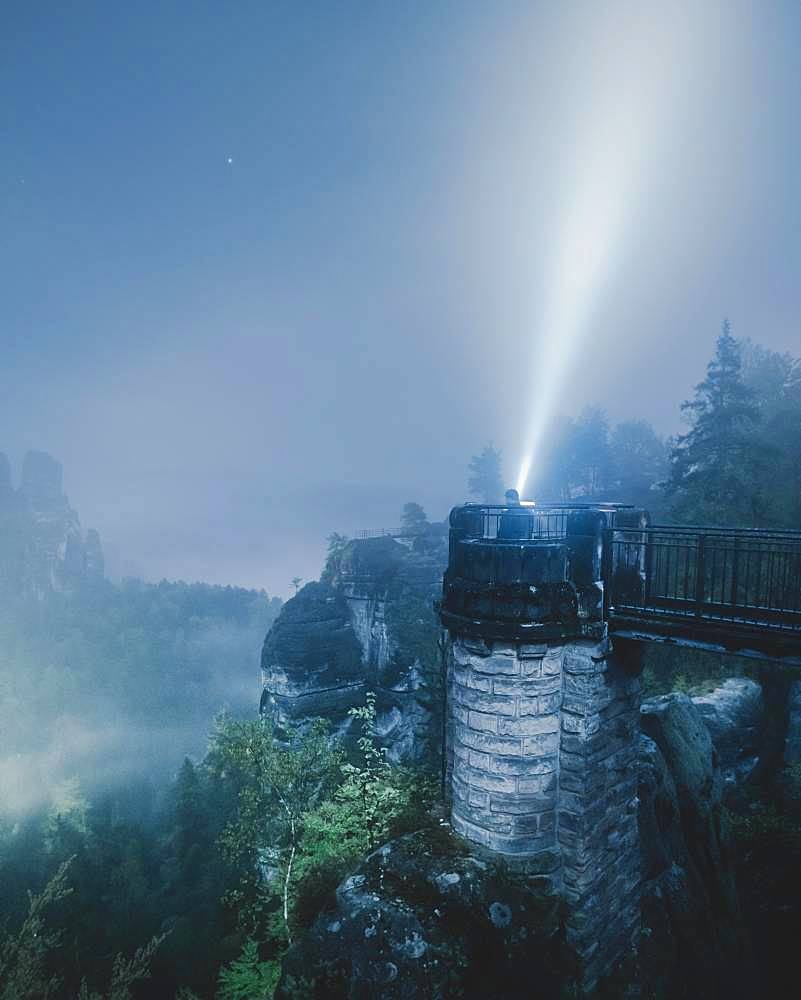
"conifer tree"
666,321,768,524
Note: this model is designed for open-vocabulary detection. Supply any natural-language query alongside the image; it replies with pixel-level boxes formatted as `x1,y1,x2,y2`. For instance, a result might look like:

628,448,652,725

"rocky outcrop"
691,678,762,786
0,450,103,595
260,534,447,762
637,693,754,999
280,692,754,998
275,828,576,1000
260,582,365,731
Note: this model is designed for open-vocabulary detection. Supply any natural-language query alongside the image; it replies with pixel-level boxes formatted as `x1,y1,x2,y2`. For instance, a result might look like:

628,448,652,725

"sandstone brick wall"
445,634,642,989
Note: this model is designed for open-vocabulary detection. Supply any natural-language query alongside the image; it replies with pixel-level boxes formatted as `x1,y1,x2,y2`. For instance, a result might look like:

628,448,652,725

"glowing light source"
513,5,696,497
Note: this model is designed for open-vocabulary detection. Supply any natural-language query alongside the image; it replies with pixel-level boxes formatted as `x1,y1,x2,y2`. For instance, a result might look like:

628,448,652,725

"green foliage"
210,716,340,942
338,693,410,849
0,858,72,1000
290,694,432,928
215,940,280,1000
76,934,165,1000
0,857,164,1000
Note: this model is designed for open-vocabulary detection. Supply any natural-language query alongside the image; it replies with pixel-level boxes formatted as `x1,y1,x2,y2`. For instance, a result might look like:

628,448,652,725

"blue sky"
2,1,799,594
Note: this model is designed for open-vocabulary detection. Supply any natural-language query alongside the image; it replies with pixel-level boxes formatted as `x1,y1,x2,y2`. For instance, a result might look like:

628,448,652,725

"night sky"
2,1,799,594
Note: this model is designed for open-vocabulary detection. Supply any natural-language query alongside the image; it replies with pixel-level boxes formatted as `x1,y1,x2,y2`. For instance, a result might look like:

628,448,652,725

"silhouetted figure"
498,488,530,540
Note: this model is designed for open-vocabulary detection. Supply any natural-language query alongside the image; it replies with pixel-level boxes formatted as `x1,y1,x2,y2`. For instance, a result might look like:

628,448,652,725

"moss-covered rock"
275,828,578,999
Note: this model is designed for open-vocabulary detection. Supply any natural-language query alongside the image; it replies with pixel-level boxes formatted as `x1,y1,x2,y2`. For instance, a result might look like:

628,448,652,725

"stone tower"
439,501,646,989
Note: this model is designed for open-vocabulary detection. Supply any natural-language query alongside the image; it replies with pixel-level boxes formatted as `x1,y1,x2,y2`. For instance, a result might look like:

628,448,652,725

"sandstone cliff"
260,532,447,762
0,450,104,595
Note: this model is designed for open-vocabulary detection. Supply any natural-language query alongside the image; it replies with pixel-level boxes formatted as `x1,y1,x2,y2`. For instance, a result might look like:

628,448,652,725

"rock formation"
260,533,447,762
637,692,754,998
0,450,104,595
273,688,756,998
275,827,576,1000
691,677,762,786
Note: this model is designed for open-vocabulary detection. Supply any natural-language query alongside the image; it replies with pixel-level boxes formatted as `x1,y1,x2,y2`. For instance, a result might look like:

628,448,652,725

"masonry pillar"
440,501,644,991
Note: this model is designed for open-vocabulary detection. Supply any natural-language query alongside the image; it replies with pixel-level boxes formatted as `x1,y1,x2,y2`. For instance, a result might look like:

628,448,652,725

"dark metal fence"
606,525,801,633
451,502,632,543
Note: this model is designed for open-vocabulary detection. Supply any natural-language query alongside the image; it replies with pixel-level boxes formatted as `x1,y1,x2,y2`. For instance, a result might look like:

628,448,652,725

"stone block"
522,732,561,755
471,653,521,676
491,755,557,776
517,772,557,795
453,667,492,692
458,728,525,756
518,643,549,658
453,686,517,716
564,650,607,675
560,731,610,758
460,765,517,794
561,712,601,737
498,714,560,737
563,671,610,698
452,812,512,848
492,674,561,696
542,654,563,676
460,638,491,657
490,791,555,815
468,788,490,809
520,658,543,677
456,803,516,832
539,691,563,713
468,750,491,770
510,815,556,840
468,710,498,733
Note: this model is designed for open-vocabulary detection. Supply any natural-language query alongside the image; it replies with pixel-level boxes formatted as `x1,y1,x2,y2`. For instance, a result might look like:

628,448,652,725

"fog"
3,0,799,594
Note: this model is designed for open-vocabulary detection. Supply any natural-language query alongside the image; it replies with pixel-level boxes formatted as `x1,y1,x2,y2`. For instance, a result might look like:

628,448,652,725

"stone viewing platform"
440,501,645,988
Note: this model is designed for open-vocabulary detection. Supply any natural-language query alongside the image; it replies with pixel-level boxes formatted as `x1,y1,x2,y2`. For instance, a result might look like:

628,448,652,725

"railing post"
695,534,707,616
601,526,613,619
644,532,653,608
730,534,740,608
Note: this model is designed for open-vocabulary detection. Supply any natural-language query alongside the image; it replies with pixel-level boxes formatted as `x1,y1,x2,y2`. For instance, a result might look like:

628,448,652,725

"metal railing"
451,502,633,543
606,525,801,634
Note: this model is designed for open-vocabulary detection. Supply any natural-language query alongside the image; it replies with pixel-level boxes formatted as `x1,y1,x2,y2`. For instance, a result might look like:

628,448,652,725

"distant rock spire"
20,450,64,505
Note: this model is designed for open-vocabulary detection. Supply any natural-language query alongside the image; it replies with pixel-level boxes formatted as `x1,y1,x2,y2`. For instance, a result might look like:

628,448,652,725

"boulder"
275,828,576,1000
691,678,762,785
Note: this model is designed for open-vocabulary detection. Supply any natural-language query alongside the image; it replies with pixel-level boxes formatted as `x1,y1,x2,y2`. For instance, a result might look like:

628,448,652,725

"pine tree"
666,321,768,524
400,502,428,535
467,444,504,503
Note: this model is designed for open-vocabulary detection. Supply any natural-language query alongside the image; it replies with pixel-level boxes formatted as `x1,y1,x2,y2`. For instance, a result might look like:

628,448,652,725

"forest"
1,328,800,999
